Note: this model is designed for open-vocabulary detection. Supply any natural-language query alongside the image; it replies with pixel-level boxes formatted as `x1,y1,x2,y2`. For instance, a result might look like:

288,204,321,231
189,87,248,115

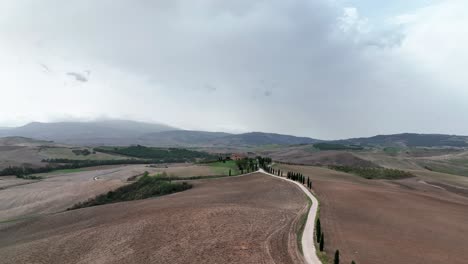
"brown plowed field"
0,173,308,264
0,164,229,221
277,164,468,264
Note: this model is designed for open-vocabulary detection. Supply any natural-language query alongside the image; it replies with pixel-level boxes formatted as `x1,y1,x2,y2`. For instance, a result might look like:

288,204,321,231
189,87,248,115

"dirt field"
0,173,307,264
149,163,227,178
264,147,376,167
0,165,158,221
0,162,235,222
276,164,468,264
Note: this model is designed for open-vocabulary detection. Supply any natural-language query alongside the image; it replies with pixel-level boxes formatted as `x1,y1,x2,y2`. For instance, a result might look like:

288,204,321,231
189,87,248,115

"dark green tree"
229,169,231,176
351,261,356,264
316,218,321,243
320,233,324,252
334,250,340,264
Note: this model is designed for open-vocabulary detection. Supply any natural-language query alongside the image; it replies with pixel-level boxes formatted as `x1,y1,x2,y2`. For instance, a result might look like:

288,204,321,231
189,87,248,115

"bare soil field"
0,165,160,221
265,147,376,167
0,137,134,170
0,163,232,221
276,164,468,264
0,173,307,264
149,163,226,178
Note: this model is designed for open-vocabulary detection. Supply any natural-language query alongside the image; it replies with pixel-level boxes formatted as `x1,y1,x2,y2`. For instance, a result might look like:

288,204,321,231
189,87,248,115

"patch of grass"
329,165,414,180
0,215,40,224
383,147,401,156
317,249,332,264
207,160,241,175
68,174,192,210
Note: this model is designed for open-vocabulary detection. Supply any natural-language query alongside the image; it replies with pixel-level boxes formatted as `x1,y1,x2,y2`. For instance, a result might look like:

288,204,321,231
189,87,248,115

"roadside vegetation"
68,172,192,210
329,165,414,180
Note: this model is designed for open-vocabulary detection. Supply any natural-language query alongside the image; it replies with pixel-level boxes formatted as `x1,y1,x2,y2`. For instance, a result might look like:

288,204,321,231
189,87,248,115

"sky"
0,0,467,139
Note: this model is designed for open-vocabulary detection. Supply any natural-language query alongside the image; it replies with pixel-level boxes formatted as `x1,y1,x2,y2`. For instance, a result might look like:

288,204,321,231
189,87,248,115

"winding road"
259,169,321,264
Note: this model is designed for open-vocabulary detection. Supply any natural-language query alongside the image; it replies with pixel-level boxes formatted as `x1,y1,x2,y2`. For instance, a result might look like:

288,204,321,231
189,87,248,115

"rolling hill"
139,131,320,147
1,121,468,148
332,133,468,147
0,121,321,147
0,120,178,145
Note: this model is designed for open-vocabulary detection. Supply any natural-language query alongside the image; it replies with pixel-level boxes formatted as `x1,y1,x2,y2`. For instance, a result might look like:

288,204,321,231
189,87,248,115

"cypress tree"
334,250,340,264
351,261,356,264
229,169,231,176
316,218,321,243
319,233,324,252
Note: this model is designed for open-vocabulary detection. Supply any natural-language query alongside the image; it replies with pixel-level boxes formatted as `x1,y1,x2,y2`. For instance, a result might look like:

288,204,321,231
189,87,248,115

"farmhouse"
231,153,247,160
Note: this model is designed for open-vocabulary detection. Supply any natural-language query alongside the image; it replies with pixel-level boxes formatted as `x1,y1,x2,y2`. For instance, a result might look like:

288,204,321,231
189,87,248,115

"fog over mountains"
1,120,467,148
0,120,320,147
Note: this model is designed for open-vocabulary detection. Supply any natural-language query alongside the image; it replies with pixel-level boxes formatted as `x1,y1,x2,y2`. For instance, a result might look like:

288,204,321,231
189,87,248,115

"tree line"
235,157,260,174
94,145,215,160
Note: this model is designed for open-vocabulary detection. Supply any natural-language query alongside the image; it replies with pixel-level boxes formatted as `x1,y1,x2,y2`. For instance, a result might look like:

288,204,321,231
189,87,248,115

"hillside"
2,121,468,149
332,133,468,147
140,131,320,147
139,130,231,146
0,120,178,145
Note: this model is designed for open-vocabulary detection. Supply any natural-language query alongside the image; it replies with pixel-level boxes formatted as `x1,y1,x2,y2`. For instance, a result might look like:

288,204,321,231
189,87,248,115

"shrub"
68,175,192,210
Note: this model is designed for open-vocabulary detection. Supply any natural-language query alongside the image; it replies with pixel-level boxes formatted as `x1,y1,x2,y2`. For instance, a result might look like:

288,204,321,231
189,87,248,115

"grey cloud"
0,0,466,138
67,72,88,82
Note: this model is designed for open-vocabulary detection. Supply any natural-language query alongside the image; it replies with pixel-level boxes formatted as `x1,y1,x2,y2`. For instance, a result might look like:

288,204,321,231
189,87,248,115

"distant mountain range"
331,133,468,147
0,120,321,147
0,120,467,148
0,120,177,146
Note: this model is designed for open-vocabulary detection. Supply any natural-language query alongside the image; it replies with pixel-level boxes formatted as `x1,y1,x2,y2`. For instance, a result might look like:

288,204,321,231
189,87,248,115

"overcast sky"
0,0,467,139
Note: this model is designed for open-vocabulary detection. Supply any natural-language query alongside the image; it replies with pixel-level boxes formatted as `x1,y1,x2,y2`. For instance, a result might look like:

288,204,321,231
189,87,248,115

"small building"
231,153,247,160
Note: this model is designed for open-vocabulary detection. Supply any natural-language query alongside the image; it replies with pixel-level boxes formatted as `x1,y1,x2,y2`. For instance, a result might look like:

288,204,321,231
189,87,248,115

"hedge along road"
259,168,321,264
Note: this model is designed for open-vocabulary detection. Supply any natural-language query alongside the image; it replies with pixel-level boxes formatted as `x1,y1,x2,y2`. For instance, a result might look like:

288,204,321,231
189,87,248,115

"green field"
383,147,401,156
207,160,241,176
39,146,127,161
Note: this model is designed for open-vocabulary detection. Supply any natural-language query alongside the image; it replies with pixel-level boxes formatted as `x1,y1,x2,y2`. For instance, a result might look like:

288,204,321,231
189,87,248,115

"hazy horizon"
1,118,467,141
1,0,467,139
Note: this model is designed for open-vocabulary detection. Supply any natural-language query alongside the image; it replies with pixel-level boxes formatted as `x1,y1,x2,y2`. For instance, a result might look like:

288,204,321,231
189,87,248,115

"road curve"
259,169,321,264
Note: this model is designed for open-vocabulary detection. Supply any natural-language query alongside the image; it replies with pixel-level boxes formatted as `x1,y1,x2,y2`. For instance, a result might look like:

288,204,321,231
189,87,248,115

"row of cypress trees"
286,171,314,192
316,218,356,264
271,167,356,264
